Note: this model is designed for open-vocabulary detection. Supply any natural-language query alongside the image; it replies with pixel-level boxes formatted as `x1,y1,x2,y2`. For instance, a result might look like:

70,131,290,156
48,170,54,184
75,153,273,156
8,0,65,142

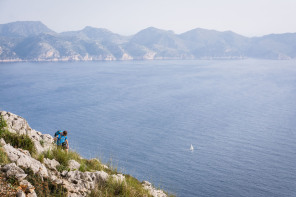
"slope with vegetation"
0,111,172,197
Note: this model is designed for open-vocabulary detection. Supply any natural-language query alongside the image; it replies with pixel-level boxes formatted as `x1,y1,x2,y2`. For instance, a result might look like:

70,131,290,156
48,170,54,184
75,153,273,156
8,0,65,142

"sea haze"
0,60,296,197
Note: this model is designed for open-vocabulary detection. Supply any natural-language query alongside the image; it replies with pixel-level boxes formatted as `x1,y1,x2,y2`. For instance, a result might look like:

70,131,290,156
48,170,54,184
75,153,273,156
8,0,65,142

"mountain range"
0,21,295,61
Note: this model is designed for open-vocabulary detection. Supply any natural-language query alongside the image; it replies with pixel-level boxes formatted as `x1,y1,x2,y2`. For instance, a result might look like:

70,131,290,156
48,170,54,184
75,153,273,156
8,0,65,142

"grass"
41,147,117,173
0,116,36,156
37,154,44,163
0,145,9,165
89,175,153,197
0,147,9,164
40,148,155,196
40,140,44,147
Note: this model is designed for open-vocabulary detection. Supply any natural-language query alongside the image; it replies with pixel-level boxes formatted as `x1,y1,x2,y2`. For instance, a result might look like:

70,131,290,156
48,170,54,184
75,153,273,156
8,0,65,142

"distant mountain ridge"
0,21,295,61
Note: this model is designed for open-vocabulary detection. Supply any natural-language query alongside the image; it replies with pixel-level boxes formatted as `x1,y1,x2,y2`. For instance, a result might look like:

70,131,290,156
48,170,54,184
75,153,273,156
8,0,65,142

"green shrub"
79,162,87,172
42,149,54,160
40,140,44,147
37,154,44,163
0,132,36,155
0,116,7,132
51,147,69,167
56,164,69,172
0,146,9,164
0,116,36,155
6,176,19,186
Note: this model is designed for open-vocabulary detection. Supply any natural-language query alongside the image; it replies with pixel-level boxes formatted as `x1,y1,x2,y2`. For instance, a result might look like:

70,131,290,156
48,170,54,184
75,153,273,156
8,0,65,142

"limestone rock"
69,159,81,170
44,158,60,171
111,174,125,183
143,181,168,197
62,170,109,194
3,143,48,177
1,163,27,182
16,190,26,197
27,193,38,197
1,111,31,135
61,170,68,177
18,149,31,157
19,179,37,197
93,170,109,182
15,173,28,181
0,111,54,154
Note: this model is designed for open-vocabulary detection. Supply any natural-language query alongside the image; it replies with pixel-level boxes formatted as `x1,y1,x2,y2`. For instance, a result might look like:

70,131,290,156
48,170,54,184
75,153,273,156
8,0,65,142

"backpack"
54,130,63,137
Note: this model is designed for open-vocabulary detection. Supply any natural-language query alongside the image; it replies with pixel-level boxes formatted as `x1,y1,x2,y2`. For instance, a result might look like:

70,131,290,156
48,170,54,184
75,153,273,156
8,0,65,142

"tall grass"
89,175,153,197
0,146,9,164
42,147,109,173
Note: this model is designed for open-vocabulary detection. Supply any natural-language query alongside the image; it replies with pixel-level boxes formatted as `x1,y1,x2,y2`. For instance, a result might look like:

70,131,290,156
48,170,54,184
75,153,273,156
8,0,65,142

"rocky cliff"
0,111,168,197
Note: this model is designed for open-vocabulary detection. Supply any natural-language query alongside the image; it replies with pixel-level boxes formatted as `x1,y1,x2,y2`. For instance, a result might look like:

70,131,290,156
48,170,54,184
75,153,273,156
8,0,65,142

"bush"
0,116,7,132
0,146,9,164
56,164,69,172
37,154,44,163
51,148,69,167
40,140,44,147
0,116,36,155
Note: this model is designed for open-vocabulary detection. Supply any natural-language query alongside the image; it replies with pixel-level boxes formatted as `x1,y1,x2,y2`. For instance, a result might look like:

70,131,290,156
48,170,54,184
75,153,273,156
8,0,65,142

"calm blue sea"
0,60,296,197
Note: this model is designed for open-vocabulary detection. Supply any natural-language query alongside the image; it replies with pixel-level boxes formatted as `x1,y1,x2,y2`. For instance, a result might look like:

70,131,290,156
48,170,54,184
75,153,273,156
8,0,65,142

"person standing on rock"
54,130,69,153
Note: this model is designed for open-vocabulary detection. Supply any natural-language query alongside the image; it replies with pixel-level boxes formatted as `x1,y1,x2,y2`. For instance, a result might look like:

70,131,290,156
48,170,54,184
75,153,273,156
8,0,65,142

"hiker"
54,130,69,153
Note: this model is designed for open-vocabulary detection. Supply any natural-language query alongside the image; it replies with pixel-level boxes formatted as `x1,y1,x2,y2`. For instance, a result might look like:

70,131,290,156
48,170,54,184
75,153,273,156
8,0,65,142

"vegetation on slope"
0,145,9,164
0,116,36,155
1,115,171,197
41,147,154,197
24,168,68,197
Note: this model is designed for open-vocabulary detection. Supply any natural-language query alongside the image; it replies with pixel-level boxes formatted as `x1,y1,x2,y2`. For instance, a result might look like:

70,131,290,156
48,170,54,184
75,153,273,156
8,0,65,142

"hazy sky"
0,0,295,36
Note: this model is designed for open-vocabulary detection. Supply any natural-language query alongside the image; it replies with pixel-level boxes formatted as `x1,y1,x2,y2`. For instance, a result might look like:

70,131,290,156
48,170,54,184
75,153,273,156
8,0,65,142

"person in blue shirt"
54,130,69,153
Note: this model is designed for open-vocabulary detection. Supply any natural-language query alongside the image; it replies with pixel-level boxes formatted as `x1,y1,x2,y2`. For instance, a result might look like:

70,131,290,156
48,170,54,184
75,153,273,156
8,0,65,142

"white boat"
190,144,194,151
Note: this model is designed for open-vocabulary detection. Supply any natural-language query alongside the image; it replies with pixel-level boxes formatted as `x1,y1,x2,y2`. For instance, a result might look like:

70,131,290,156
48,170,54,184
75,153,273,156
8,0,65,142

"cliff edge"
0,111,169,197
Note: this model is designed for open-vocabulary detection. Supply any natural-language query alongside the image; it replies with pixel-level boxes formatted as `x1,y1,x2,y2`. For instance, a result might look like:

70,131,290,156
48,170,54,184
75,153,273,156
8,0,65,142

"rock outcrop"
143,181,168,197
3,143,48,177
1,163,37,197
0,111,54,154
0,111,168,197
68,160,81,171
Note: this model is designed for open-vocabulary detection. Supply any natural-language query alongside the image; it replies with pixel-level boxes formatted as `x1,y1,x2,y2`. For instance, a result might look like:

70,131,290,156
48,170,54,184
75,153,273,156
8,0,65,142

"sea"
0,59,296,197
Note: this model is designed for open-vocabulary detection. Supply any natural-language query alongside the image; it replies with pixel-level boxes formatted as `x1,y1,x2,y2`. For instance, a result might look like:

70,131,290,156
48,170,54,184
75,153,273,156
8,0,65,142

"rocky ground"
0,170,18,196
0,111,168,197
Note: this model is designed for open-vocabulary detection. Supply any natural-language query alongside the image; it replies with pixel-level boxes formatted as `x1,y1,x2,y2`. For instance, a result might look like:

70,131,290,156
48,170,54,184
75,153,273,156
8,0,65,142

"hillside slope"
0,111,170,197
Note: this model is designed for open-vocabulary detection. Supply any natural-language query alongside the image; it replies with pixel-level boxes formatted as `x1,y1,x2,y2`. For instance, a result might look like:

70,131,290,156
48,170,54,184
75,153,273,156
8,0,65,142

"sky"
0,0,295,37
